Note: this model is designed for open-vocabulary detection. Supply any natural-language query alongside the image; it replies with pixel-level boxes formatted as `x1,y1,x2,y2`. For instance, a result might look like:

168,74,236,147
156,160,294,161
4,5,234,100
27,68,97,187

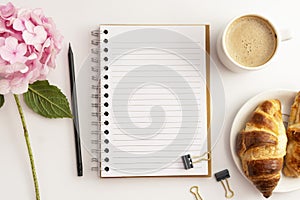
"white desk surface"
1,0,300,199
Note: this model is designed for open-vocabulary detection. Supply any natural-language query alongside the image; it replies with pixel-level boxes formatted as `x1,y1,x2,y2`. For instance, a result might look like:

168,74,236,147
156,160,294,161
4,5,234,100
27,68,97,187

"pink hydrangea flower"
23,25,47,51
0,2,16,20
0,2,63,94
0,36,27,64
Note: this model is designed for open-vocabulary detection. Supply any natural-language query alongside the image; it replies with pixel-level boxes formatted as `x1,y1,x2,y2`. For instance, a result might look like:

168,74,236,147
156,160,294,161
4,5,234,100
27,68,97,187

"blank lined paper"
99,25,210,177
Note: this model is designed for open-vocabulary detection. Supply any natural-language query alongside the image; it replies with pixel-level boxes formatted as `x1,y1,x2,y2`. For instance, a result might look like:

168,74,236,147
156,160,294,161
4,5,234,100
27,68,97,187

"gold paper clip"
214,169,234,198
190,186,203,200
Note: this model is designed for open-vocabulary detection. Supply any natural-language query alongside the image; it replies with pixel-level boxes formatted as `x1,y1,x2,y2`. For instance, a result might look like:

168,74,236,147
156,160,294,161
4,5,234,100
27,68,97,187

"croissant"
283,92,300,177
236,99,287,198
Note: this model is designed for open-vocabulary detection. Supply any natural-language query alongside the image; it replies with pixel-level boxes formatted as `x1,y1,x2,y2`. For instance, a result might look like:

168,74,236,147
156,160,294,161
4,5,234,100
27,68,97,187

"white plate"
230,89,300,193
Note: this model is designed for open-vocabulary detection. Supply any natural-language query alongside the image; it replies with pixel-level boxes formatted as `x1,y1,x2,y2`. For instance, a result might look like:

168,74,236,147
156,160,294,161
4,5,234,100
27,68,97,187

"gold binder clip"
190,186,203,200
192,151,211,164
214,169,234,198
182,151,211,170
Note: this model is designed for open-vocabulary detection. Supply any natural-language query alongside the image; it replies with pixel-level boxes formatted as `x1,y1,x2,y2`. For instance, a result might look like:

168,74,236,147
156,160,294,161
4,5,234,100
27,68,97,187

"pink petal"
0,64,12,73
0,18,5,31
26,44,35,54
55,34,63,50
11,80,29,94
13,18,25,31
22,30,35,45
0,79,10,94
27,53,37,60
43,38,51,48
25,70,34,81
14,56,27,64
0,45,27,64
0,37,5,46
0,2,16,20
0,27,13,34
0,47,13,62
13,63,26,73
5,37,18,52
0,63,9,73
34,43,42,52
0,56,7,65
17,43,27,56
47,53,57,68
33,8,44,17
35,64,49,76
17,9,30,20
34,26,47,43
3,63,28,73
20,66,29,73
7,31,23,41
24,20,34,33
31,9,44,25
38,38,51,57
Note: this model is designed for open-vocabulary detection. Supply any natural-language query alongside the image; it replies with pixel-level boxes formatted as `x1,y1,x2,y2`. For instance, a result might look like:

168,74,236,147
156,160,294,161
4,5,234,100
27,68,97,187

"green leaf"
23,80,73,118
0,94,4,108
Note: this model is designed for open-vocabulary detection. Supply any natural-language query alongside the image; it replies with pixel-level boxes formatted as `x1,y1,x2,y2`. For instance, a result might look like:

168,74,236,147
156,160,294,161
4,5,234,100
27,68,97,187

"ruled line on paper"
110,41,204,43
111,47,203,50
113,69,203,73
110,64,203,66
110,52,202,55
108,138,203,141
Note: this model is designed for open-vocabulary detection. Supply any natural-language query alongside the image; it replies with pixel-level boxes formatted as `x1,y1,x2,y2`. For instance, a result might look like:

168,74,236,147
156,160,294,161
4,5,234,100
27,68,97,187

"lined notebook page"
99,25,210,177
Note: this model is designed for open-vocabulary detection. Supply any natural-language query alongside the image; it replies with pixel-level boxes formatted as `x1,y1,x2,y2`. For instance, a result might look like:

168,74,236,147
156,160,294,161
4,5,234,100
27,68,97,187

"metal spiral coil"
90,29,101,174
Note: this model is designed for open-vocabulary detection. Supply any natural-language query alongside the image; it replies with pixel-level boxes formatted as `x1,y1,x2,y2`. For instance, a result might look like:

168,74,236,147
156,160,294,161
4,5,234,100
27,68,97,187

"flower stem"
14,94,40,200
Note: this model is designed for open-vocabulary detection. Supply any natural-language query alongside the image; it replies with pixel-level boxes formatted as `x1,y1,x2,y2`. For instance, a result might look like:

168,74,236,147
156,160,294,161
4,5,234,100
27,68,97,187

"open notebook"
95,25,211,177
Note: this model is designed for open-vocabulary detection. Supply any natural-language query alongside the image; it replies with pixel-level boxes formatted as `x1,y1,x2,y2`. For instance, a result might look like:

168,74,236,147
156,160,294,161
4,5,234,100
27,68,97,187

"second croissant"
236,99,287,198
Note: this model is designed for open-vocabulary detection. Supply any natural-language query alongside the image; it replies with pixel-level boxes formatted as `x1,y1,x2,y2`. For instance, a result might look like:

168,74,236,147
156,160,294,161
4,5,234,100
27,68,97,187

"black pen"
68,43,83,176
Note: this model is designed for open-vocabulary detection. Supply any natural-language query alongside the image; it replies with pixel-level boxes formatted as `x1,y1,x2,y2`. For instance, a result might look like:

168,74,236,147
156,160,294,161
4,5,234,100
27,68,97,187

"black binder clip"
181,154,193,169
214,169,234,198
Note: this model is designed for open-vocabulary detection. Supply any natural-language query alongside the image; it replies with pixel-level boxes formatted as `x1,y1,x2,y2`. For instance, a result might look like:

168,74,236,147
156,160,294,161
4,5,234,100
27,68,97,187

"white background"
0,0,299,199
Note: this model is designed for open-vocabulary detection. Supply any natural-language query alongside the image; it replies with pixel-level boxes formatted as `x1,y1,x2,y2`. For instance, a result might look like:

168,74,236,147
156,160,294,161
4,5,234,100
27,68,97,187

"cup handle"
280,29,292,41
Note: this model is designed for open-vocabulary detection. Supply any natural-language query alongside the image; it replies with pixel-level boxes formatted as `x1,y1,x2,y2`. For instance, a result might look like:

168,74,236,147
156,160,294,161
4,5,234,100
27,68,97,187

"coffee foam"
225,15,277,67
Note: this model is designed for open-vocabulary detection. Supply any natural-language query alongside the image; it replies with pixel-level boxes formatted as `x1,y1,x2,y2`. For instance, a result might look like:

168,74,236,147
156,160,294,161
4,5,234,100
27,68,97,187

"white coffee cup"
217,14,292,72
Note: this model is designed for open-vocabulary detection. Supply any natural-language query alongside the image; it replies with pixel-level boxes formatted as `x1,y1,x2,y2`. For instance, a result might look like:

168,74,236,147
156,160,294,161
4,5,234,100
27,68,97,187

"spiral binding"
90,28,110,175
90,29,101,174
